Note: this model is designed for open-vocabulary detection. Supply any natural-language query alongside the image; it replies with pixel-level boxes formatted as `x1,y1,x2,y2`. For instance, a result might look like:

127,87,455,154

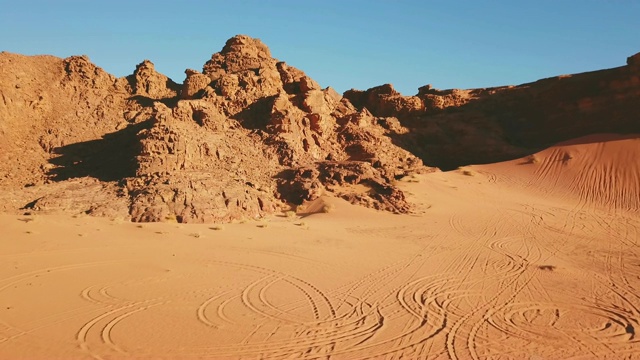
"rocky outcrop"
0,53,132,209
344,84,424,118
0,35,427,222
627,51,640,68
1,37,638,221
181,69,211,99
122,35,425,222
125,101,281,223
277,161,413,214
127,60,181,100
347,55,640,170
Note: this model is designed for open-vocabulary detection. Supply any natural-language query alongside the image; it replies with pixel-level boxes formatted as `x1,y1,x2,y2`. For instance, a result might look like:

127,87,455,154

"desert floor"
1,135,639,359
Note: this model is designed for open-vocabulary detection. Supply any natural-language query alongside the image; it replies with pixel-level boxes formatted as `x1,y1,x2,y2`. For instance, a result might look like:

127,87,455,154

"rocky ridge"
1,36,638,222
344,54,640,170
0,36,425,222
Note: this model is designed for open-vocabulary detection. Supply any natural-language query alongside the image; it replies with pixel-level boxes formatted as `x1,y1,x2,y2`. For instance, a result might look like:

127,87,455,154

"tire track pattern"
1,203,639,359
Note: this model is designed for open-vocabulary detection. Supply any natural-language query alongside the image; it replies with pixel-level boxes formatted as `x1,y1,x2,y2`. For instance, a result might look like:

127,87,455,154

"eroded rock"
2,35,636,222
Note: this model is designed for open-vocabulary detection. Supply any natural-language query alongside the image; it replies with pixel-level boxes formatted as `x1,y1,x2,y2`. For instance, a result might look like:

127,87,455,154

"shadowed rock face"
344,53,640,170
0,38,638,222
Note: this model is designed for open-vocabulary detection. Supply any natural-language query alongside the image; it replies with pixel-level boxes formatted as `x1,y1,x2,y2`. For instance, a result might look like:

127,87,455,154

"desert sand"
1,134,638,359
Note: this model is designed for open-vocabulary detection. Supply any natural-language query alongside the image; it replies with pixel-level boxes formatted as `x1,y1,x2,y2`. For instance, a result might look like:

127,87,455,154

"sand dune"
1,134,639,359
482,133,640,211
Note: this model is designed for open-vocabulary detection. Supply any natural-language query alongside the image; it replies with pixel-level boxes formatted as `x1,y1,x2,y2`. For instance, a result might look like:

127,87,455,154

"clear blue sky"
2,1,639,95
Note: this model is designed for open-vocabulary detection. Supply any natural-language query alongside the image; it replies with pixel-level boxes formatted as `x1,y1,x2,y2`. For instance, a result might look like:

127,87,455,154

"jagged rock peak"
344,83,424,118
128,59,180,99
182,68,211,99
62,55,99,76
202,35,278,80
220,35,272,58
628,52,640,69
135,59,156,71
61,55,121,90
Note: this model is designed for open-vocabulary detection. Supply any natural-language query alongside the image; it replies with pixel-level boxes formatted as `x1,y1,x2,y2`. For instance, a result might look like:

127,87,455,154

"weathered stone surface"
0,53,134,215
181,69,211,99
117,36,425,222
127,60,181,99
348,62,640,170
1,35,637,222
344,84,424,117
277,161,412,214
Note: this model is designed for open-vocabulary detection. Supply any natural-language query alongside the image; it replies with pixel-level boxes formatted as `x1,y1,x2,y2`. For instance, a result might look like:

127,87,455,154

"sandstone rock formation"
0,36,425,222
345,54,640,170
0,39,638,222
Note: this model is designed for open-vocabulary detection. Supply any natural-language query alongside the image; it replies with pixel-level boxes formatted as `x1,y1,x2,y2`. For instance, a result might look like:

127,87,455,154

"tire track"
183,244,449,358
100,302,166,355
211,260,335,322
76,300,160,359
196,290,233,328
0,261,120,293
479,301,638,358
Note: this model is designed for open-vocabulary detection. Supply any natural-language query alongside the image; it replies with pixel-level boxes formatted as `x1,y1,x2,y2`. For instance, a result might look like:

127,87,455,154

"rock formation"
0,37,638,222
0,36,425,222
345,55,640,170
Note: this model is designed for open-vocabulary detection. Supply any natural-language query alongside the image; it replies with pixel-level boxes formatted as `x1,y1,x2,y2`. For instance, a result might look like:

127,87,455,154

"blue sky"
1,1,639,94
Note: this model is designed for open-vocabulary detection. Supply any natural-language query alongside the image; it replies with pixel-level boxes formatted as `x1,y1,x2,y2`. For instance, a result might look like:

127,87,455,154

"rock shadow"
128,95,179,108
232,95,278,130
47,121,152,182
387,65,640,170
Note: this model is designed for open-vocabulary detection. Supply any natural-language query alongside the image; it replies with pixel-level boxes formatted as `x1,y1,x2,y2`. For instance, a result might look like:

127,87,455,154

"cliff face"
345,53,640,170
0,37,638,222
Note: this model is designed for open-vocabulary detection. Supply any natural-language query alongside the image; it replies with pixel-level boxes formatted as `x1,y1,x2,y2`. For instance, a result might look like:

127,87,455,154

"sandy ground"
1,134,639,359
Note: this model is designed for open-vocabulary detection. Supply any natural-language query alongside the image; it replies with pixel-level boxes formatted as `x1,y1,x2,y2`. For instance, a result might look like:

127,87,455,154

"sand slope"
1,134,639,359
482,134,640,211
